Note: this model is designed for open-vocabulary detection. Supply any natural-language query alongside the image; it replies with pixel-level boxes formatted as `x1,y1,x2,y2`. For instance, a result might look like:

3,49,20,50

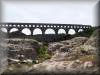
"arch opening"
68,29,76,35
33,28,42,35
78,29,83,32
1,28,7,33
45,28,55,34
58,29,66,34
10,28,18,33
22,28,31,35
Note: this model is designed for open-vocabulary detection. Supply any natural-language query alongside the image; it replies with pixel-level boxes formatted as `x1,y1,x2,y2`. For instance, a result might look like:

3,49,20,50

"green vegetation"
36,45,51,63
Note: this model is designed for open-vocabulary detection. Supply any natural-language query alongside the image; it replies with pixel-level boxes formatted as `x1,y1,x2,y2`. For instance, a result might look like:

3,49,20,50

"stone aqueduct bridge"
0,23,91,35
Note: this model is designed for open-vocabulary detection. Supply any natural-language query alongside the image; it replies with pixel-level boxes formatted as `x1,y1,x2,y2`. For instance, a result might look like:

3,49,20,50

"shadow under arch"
58,29,66,34
45,28,55,34
9,28,18,33
33,28,42,35
22,28,31,35
68,29,76,35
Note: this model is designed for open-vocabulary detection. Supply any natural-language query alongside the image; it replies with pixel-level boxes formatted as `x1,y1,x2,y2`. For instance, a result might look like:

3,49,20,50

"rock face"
48,37,88,52
1,29,100,75
0,31,8,74
29,60,99,74
4,39,42,63
27,29,99,74
85,29,99,47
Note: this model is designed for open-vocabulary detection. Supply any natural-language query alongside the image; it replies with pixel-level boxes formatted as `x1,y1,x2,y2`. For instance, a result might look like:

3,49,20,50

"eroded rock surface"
27,30,99,74
1,29,100,75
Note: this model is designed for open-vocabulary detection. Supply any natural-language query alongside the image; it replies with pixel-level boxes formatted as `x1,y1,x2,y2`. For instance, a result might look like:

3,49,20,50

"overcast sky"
1,0,99,35
2,0,98,26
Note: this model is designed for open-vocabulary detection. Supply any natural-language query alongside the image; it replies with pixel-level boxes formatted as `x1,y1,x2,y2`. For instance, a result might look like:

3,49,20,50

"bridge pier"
42,29,46,35
30,29,34,36
55,29,58,35
7,28,10,35
75,29,79,33
18,29,22,32
31,31,33,36
65,29,69,35
83,29,88,31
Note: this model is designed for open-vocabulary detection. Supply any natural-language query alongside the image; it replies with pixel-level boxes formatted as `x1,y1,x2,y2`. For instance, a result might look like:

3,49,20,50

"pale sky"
1,0,99,35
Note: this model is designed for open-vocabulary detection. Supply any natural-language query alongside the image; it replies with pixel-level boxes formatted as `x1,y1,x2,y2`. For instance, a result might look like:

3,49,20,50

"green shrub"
37,45,51,62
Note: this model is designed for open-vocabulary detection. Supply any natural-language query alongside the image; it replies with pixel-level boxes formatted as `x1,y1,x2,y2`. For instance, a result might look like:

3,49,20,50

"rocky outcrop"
27,29,99,74
1,29,100,75
4,39,43,63
28,60,99,74
48,37,88,56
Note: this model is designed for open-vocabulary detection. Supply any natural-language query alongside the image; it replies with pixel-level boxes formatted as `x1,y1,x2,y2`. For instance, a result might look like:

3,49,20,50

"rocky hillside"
1,38,49,65
26,29,99,75
1,29,100,75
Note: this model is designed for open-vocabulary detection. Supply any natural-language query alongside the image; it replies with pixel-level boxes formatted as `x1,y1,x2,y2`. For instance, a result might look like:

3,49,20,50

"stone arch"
33,28,42,35
45,28,55,34
0,28,7,33
58,29,66,34
78,29,83,32
10,28,18,33
22,28,31,35
68,29,76,35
